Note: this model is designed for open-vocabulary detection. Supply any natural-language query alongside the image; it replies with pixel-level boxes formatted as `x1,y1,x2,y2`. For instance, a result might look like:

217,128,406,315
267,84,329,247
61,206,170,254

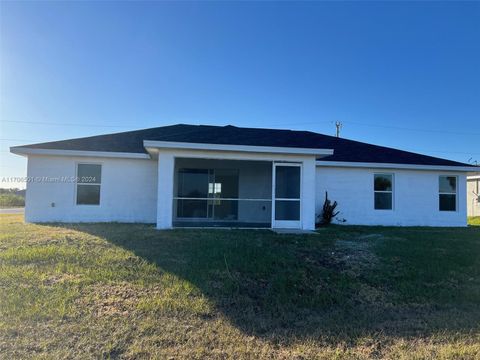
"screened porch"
173,158,273,227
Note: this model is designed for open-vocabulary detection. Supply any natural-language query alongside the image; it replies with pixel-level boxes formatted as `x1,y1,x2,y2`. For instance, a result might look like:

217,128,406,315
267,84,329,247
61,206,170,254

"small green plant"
316,191,339,227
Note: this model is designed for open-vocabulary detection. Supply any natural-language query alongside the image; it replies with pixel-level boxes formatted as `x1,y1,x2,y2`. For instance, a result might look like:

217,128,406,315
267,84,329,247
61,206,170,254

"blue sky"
1,1,479,187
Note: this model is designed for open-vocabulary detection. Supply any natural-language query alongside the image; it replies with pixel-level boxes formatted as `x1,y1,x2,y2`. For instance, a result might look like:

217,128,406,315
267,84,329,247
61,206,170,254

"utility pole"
335,121,342,138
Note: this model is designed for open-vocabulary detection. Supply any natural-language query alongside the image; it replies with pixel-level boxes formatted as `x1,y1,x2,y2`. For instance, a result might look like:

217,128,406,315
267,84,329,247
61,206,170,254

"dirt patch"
43,274,81,286
333,235,381,274
76,283,155,317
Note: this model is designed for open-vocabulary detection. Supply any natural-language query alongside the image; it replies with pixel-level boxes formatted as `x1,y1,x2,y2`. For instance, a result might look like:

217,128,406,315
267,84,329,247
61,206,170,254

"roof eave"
10,147,151,160
143,140,334,157
316,160,477,172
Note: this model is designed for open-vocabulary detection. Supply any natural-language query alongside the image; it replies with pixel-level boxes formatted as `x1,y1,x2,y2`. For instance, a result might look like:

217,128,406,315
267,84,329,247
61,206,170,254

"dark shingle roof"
13,124,471,167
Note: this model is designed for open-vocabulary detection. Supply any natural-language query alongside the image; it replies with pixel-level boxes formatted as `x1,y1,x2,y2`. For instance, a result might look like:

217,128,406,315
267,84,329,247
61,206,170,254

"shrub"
316,191,339,227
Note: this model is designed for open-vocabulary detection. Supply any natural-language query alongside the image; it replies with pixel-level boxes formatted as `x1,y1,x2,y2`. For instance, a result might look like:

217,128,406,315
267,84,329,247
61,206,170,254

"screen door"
272,163,301,228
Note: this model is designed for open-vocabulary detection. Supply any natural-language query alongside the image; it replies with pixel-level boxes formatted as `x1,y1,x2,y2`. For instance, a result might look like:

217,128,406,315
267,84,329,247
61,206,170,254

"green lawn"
1,214,479,359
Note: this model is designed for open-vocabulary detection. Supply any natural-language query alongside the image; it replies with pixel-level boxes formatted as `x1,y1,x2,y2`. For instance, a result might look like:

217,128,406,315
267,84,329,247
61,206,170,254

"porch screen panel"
274,165,301,221
212,169,239,220
177,169,209,218
174,161,272,227
275,200,300,221
275,166,300,199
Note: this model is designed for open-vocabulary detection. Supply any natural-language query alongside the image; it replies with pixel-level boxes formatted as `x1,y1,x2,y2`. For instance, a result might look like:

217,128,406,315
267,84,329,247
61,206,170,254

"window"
76,164,101,205
374,174,393,210
439,176,457,211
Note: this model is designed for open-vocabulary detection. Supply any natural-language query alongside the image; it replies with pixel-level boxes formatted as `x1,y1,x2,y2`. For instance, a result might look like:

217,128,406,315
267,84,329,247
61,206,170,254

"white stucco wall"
301,157,317,230
25,155,157,223
467,178,480,217
316,167,467,227
157,152,175,228
22,152,469,228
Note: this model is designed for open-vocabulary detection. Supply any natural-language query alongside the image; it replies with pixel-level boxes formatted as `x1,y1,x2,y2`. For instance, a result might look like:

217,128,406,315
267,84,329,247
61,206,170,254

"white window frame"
75,162,102,206
374,173,394,211
438,175,457,212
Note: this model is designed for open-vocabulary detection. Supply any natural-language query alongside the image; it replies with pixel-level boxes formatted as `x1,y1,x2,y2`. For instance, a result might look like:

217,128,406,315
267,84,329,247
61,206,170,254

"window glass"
439,194,456,212
374,174,392,191
374,174,393,210
375,193,392,210
77,164,101,184
76,185,101,205
439,176,457,211
439,176,456,193
76,164,101,205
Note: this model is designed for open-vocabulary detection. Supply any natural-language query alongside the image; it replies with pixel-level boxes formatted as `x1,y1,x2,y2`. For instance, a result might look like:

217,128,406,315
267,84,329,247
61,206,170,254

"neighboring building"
10,124,478,229
467,175,480,217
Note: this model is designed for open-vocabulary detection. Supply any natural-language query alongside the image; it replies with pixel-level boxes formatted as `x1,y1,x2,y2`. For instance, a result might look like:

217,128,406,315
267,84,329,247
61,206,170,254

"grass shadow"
58,222,480,344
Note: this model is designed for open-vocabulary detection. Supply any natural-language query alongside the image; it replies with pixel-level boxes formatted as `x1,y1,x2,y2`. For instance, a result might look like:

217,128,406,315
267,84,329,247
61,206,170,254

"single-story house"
10,124,479,229
468,175,480,217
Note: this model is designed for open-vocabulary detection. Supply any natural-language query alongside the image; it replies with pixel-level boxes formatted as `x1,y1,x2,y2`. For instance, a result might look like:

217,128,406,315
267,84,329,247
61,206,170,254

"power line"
342,120,480,136
1,120,134,128
270,119,480,136
270,120,333,127
405,150,480,156
2,118,480,136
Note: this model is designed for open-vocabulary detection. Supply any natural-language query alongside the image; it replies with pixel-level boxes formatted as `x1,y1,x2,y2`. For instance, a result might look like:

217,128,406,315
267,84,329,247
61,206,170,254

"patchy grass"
469,217,480,226
0,214,479,359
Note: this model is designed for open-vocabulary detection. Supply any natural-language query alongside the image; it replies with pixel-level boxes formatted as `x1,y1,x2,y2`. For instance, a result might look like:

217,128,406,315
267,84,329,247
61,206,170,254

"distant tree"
0,193,25,207
0,188,25,196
